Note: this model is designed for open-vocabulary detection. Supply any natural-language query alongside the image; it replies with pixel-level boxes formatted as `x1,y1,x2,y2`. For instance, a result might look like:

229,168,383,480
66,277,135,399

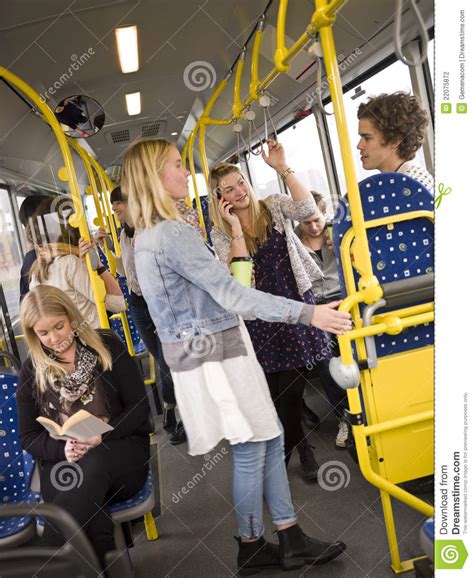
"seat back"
333,172,434,357
98,248,145,354
0,503,102,576
0,353,39,542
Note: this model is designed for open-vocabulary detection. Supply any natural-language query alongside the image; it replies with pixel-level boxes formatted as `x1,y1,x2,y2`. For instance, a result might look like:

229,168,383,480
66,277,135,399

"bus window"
247,152,280,199
427,38,434,81
278,115,331,211
191,173,209,197
326,59,428,194
0,187,23,325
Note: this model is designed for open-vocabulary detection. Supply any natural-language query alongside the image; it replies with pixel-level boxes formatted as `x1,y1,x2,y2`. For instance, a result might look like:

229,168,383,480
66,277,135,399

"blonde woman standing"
122,138,350,575
17,285,151,570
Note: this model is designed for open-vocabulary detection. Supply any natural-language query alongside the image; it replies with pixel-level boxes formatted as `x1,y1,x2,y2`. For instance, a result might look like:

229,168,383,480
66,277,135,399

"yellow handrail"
0,66,109,328
199,76,232,181
67,139,117,275
316,0,379,302
250,20,265,100
184,0,349,191
232,50,246,119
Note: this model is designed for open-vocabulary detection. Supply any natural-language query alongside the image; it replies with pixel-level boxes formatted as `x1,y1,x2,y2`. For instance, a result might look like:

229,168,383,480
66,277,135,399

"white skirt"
171,321,281,456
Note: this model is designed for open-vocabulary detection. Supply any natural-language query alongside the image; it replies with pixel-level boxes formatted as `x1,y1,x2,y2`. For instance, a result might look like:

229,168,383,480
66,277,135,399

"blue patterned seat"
0,364,40,546
108,470,154,520
333,172,434,358
98,248,145,355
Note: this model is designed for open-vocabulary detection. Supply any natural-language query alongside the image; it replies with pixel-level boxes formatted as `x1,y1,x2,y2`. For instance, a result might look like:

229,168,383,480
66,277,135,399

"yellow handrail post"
250,19,265,100
315,0,382,305
199,76,231,181
67,139,118,276
74,146,121,257
232,50,246,120
275,0,290,72
0,66,110,328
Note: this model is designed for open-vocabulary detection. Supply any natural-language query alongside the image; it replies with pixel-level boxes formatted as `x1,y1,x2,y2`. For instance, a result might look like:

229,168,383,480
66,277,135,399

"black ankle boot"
302,400,321,430
297,441,319,481
163,407,177,433
277,524,346,570
235,535,280,576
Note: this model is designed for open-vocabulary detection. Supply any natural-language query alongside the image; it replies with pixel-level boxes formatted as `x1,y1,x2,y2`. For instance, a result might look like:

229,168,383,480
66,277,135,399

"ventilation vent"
110,129,130,143
141,121,162,138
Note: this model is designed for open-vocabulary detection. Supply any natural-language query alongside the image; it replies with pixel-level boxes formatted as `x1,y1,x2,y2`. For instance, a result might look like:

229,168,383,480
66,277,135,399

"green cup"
230,256,253,287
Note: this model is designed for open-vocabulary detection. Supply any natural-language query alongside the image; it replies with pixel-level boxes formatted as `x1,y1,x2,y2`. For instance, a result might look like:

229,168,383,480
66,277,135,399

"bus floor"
132,376,433,578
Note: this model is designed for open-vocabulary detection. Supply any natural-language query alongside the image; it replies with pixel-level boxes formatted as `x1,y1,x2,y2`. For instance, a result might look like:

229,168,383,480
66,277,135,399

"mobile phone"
326,224,333,240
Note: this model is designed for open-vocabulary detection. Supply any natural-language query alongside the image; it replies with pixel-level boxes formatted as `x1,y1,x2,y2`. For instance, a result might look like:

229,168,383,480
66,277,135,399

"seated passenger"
122,138,351,575
98,185,185,444
357,91,433,193
18,193,51,301
295,192,350,448
17,285,151,569
208,144,333,481
28,198,126,328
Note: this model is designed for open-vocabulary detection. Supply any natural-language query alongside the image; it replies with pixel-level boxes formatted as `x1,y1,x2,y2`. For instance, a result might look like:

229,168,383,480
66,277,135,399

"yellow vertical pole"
68,139,117,273
315,0,381,304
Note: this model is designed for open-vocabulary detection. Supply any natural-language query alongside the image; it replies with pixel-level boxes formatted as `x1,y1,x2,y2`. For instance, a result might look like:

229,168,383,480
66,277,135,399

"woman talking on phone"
16,285,151,570
208,140,334,480
122,138,351,575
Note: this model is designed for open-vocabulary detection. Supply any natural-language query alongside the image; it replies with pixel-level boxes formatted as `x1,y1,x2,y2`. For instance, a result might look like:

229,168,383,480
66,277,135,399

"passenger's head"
357,92,429,171
122,139,191,229
26,196,81,248
21,285,112,392
208,162,272,255
18,194,51,228
110,186,129,223
299,192,328,239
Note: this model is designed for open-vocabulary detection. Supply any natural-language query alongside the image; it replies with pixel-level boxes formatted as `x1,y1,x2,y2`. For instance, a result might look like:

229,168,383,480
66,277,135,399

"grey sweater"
294,225,341,302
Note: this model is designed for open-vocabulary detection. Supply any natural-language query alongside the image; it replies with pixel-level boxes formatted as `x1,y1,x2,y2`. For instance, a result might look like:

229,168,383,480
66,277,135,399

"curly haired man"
357,92,433,193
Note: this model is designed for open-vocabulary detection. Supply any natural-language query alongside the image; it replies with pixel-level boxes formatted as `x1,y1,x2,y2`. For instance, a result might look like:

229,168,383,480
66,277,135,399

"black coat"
17,330,151,463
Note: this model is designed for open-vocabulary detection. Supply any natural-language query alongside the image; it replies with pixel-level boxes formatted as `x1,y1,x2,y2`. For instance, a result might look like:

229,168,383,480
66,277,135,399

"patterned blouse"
211,193,323,297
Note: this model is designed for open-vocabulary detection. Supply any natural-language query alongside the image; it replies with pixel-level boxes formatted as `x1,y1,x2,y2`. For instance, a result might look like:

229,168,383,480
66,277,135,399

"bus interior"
0,1,435,577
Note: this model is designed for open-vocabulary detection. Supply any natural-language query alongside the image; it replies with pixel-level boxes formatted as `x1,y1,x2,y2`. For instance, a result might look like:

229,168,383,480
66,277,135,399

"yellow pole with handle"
0,66,110,328
199,76,232,181
232,50,246,120
68,141,136,357
250,19,265,100
315,0,382,305
67,139,117,274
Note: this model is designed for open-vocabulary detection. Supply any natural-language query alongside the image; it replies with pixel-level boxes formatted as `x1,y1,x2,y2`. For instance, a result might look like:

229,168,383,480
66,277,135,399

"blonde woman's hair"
208,163,272,256
121,138,181,230
21,285,112,394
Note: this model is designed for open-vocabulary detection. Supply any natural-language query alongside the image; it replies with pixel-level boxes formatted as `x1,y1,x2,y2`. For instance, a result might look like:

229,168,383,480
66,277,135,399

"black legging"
40,438,149,568
265,368,307,465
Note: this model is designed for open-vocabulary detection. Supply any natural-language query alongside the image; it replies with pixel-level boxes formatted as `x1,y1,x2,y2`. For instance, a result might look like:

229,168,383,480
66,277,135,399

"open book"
37,409,114,441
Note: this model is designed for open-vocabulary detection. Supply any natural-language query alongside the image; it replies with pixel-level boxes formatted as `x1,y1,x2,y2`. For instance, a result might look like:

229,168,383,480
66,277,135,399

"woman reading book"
16,285,152,570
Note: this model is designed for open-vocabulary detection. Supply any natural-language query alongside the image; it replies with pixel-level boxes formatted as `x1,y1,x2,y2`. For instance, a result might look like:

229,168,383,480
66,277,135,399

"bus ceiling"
0,0,433,183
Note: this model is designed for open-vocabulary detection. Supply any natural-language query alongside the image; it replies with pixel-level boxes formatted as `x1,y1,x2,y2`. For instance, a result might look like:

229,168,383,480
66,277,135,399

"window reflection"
0,188,23,325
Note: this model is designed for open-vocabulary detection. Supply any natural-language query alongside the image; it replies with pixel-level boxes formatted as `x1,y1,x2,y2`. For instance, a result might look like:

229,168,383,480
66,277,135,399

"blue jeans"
128,292,176,406
231,432,297,538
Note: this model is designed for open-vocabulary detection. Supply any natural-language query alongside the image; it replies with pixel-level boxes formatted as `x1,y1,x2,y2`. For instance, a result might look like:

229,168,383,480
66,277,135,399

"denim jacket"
134,221,307,343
